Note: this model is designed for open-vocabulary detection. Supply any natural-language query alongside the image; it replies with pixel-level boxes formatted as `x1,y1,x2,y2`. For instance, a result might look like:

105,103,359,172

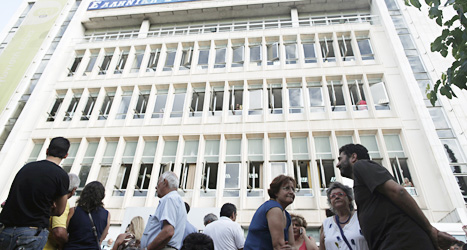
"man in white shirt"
203,203,244,250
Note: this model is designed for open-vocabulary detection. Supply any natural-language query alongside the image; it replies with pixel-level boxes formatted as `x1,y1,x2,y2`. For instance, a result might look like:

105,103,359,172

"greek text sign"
88,0,199,10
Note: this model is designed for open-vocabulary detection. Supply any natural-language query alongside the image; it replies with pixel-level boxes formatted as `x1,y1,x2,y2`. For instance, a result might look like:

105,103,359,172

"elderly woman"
244,175,296,250
290,214,318,250
319,182,368,250
112,216,145,250
65,181,110,250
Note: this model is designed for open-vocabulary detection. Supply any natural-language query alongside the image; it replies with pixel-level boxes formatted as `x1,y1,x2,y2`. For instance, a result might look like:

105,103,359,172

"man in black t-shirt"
0,137,70,250
337,143,459,250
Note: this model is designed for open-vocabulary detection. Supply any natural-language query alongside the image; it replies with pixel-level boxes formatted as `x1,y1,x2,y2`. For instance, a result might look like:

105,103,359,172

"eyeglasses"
282,186,296,193
330,192,347,199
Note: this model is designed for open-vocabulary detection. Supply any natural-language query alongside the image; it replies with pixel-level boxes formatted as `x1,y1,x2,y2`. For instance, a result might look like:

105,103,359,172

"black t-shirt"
353,160,435,250
0,160,69,228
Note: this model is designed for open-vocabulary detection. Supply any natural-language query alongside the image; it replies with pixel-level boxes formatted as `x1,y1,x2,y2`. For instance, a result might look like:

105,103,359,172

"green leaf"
410,0,422,8
440,49,448,57
436,16,443,25
429,7,442,18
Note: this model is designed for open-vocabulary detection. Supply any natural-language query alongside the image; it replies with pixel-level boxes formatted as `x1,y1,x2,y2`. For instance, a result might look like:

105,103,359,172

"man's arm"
376,179,457,249
146,220,174,250
51,194,68,216
51,227,68,249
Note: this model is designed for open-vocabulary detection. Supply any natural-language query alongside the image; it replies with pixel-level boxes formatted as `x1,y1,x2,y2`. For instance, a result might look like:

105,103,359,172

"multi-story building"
0,0,466,241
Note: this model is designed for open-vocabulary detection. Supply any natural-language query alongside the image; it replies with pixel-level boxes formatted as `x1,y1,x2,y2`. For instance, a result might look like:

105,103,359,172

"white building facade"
0,0,466,239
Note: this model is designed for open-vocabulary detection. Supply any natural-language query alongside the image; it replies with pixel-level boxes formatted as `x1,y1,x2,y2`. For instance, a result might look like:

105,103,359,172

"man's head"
46,137,70,159
181,233,214,250
203,213,218,226
337,144,370,179
220,203,237,221
156,171,179,198
68,173,80,198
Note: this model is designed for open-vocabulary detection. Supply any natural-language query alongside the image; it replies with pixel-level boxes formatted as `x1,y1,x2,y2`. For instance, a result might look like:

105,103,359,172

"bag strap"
88,212,102,250
335,215,353,250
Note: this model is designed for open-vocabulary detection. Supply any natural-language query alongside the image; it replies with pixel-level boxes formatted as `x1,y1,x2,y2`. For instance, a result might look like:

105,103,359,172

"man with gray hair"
44,173,80,250
203,213,218,227
141,171,186,250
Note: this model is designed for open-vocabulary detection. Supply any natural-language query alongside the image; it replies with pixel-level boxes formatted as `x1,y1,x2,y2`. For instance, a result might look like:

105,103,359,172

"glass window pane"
248,138,263,161
384,135,405,157
360,135,381,158
441,139,466,164
292,138,308,160
249,89,263,110
270,138,286,161
225,163,240,189
250,45,262,62
336,136,353,148
315,137,332,159
289,88,303,107
226,139,241,162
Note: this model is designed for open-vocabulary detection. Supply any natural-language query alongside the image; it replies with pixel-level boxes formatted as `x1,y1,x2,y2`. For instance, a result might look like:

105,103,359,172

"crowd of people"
0,137,466,250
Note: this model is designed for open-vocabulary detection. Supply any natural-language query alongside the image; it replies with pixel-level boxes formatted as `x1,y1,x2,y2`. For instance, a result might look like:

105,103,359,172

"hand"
429,226,458,250
300,227,307,238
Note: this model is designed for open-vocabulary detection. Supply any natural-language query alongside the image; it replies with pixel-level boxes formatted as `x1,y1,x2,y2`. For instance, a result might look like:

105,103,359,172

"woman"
65,181,110,250
244,175,296,250
290,214,318,250
112,216,145,250
319,182,368,250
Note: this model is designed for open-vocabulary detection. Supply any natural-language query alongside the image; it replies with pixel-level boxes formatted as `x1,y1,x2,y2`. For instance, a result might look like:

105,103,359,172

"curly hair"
77,181,105,212
326,182,355,212
267,175,296,199
338,143,370,160
290,214,307,228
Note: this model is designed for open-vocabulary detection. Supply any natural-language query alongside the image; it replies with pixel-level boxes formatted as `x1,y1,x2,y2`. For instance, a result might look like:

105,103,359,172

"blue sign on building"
88,0,199,10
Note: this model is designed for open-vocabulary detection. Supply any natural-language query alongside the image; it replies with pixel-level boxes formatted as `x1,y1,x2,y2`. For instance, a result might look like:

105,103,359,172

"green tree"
404,0,467,105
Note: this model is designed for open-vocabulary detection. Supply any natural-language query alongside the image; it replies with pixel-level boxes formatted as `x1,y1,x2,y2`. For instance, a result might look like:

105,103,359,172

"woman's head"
128,216,145,241
77,181,105,212
268,175,296,207
326,182,354,212
291,214,307,237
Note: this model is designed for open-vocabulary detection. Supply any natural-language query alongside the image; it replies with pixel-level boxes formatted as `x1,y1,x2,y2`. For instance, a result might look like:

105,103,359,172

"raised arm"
266,207,292,250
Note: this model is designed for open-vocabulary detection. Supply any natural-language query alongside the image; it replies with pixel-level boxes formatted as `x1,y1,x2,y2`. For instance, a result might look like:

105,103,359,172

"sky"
0,1,23,34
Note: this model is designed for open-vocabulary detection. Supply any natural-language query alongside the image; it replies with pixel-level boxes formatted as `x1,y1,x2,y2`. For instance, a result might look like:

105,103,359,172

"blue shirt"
183,221,197,239
244,200,291,250
141,191,187,249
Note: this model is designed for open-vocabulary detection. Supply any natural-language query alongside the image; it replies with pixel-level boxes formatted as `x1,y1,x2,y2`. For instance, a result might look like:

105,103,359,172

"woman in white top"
319,182,368,250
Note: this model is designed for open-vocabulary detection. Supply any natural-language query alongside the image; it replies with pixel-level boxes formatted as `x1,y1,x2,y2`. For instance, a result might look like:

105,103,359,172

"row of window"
66,32,374,78
47,76,390,122
27,132,417,198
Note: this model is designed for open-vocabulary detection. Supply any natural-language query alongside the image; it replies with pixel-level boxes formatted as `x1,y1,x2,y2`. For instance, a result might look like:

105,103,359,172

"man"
203,203,244,250
183,202,198,239
141,171,186,250
337,143,459,250
0,137,70,250
203,213,218,227
43,173,80,250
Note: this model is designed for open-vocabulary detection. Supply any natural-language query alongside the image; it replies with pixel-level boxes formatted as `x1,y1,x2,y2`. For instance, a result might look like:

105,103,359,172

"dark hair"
47,137,70,159
339,143,370,160
77,181,105,212
185,202,190,214
267,175,296,199
326,182,355,212
220,203,236,218
181,233,214,250
290,214,307,228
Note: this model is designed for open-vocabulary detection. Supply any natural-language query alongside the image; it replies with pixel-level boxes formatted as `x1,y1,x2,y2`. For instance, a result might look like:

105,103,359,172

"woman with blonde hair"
112,216,145,250
290,214,318,250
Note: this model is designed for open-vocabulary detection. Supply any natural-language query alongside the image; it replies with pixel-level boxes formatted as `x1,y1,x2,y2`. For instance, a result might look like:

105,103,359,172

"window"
27,142,44,163
114,141,137,196
190,88,205,117
171,89,186,118
314,136,335,195
303,42,317,63
210,86,224,116
99,53,113,75
249,44,262,66
357,37,374,60
292,138,312,196
384,135,416,195
179,48,193,70
164,49,176,71
360,135,382,164
64,94,81,121
201,140,220,196
229,85,243,115
225,139,241,197
134,140,157,196
68,55,82,76
180,140,199,192
116,91,133,119
348,80,367,111
134,91,149,119
441,139,467,202
288,84,303,113
198,47,210,69
78,142,98,192
285,43,298,64
97,141,118,186
47,95,64,122
267,42,279,65
84,53,98,75
270,138,286,161
327,80,346,111
114,51,129,74
429,108,454,138
131,50,145,73
81,92,98,120
248,138,263,197
146,49,160,72
336,136,353,148
249,86,263,115
338,35,354,61
268,85,283,114
369,80,390,110
214,46,227,68
232,45,244,67
160,140,178,178
308,82,324,112
98,91,115,120
152,90,168,118
62,142,80,173
320,37,335,62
